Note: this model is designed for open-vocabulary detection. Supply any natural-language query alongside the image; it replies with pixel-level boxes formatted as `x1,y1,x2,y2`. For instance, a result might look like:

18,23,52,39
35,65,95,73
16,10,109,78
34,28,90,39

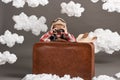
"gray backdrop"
0,0,120,80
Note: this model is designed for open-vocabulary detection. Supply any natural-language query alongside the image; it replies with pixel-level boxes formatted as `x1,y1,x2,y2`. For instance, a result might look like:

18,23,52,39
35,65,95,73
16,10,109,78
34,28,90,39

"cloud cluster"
22,74,83,80
13,12,48,36
61,1,85,17
0,30,24,47
88,28,120,54
0,51,17,65
1,0,49,8
93,75,116,80
90,0,120,13
22,73,120,80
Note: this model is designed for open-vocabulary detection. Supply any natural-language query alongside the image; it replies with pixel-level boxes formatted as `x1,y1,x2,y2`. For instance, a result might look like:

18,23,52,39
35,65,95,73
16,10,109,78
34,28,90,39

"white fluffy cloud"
0,51,17,65
26,0,49,7
22,74,83,80
61,1,85,17
115,72,120,79
90,0,120,13
1,0,49,8
0,30,24,47
93,75,116,80
13,12,48,36
90,0,99,3
88,28,120,54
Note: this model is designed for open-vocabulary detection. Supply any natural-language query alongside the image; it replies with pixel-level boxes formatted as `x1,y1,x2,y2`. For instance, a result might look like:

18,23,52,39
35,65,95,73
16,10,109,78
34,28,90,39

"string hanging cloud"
0,30,24,47
60,1,85,17
90,0,120,13
22,74,83,80
13,12,48,36
1,0,49,8
88,28,120,54
0,51,17,65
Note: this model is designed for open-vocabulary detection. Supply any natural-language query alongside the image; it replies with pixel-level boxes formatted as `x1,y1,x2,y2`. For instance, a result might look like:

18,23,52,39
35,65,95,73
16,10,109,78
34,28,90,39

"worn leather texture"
33,42,95,80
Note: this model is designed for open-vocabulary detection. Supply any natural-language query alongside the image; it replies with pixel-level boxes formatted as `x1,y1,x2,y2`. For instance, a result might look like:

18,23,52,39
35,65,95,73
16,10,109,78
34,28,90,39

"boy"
40,18,76,42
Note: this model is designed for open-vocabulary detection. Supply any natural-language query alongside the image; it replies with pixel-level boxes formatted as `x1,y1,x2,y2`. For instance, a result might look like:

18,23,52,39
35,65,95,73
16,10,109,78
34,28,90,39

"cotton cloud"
26,0,49,7
90,0,120,13
93,75,116,80
13,12,48,36
0,51,17,65
22,74,83,80
115,72,120,79
1,0,49,8
1,0,12,3
88,28,120,54
60,1,85,17
90,0,99,3
0,30,24,47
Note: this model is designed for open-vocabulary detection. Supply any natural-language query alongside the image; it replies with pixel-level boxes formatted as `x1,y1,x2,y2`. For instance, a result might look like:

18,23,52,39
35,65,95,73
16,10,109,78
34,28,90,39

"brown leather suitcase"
33,42,95,80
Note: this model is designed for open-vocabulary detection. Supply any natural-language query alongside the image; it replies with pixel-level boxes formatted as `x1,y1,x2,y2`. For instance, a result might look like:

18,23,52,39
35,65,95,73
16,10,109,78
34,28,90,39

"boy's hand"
62,27,67,34
48,30,54,35
49,28,57,34
52,28,58,34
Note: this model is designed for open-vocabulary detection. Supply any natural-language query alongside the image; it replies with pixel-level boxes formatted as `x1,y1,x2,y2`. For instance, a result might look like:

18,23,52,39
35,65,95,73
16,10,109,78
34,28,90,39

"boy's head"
51,18,67,33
